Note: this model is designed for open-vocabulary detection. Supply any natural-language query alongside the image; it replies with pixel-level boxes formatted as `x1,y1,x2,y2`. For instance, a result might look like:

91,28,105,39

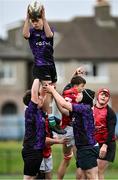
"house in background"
0,0,118,138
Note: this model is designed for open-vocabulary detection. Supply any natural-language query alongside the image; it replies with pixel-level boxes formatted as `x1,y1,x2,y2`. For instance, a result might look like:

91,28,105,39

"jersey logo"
72,117,75,122
36,41,51,46
35,34,40,37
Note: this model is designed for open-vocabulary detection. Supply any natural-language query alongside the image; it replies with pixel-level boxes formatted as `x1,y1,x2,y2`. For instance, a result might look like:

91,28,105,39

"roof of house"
0,39,29,59
0,3,118,61
50,17,118,60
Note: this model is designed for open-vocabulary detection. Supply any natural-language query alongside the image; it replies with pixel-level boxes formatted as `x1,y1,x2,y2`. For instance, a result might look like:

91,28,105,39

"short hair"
23,90,31,106
70,75,86,86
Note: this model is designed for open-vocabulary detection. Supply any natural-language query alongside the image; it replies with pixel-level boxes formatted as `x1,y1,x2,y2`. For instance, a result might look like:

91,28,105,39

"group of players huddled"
22,1,117,180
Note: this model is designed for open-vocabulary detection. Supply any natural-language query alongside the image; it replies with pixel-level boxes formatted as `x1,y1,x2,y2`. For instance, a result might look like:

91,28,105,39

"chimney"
95,0,111,21
94,0,116,27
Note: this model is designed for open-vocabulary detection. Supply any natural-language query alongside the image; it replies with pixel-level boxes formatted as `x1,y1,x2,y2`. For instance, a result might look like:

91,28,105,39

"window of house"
0,62,16,85
1,102,17,115
55,62,65,83
83,62,109,83
54,32,62,48
15,29,23,47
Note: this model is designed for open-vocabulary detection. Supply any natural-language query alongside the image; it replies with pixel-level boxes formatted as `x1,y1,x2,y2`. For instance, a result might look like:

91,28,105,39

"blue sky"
0,0,117,38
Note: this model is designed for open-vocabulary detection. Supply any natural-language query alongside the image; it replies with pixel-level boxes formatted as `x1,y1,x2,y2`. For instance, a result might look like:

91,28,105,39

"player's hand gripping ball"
28,1,43,20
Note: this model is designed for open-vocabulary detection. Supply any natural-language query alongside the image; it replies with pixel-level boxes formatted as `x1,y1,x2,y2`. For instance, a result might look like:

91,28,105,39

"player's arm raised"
22,6,30,39
41,6,53,38
44,84,72,112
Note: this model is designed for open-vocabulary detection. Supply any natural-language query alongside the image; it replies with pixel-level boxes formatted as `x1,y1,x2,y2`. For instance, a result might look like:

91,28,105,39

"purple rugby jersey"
71,103,97,148
28,28,54,66
23,101,46,150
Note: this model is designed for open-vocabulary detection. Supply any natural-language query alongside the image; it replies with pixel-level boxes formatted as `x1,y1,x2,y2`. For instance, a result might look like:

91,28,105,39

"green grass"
52,144,76,174
0,171,118,180
0,141,23,174
0,141,118,179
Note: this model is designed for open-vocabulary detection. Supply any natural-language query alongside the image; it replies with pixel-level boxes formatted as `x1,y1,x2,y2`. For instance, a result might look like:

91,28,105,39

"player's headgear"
97,88,110,97
97,88,110,105
81,89,95,107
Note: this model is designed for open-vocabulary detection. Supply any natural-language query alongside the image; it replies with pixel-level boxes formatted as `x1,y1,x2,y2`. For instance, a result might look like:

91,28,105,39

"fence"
0,115,24,140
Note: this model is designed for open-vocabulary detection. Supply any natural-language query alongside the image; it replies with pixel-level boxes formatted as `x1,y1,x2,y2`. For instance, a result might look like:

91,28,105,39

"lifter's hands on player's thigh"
43,83,55,94
99,144,108,158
